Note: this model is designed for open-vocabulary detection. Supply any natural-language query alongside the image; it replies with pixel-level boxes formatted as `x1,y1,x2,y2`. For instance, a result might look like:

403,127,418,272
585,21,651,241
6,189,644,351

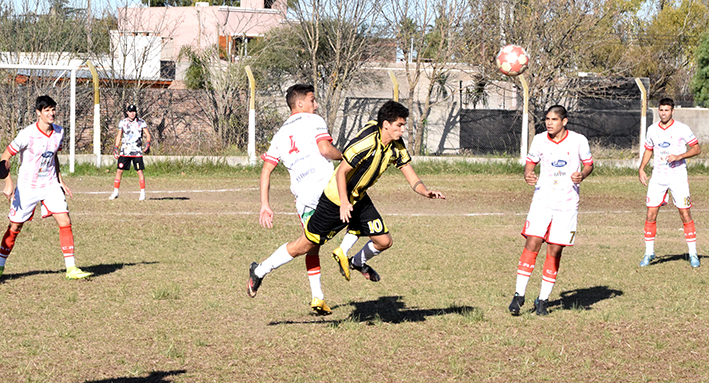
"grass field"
1,163,708,382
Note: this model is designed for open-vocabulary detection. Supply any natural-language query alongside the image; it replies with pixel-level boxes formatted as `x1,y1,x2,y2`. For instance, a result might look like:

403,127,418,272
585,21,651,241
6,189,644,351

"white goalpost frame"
0,63,79,173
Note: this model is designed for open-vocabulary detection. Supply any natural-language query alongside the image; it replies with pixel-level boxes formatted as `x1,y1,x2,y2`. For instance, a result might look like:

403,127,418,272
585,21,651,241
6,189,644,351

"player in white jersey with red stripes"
257,84,357,315
0,95,92,280
509,105,593,316
638,98,701,268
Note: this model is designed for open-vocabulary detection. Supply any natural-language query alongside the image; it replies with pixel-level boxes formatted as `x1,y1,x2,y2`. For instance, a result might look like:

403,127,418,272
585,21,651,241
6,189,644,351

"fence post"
519,74,530,162
635,78,647,162
245,65,256,166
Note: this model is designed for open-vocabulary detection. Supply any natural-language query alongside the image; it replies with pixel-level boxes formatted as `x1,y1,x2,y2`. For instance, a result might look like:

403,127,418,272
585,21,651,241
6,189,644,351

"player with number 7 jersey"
509,105,593,316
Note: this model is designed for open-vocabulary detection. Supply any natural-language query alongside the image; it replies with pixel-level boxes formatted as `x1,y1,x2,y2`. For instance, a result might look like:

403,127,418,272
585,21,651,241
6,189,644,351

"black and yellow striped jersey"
323,120,411,206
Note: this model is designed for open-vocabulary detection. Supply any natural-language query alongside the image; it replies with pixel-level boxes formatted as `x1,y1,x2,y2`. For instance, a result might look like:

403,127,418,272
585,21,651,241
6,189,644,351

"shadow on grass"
84,369,186,382
1,261,158,281
268,296,477,325
647,253,701,266
149,197,190,201
549,285,623,311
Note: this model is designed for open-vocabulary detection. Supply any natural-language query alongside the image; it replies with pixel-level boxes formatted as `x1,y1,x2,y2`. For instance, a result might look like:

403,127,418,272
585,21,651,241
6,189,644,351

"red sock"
542,254,561,284
683,220,697,243
644,221,656,242
114,178,121,189
59,225,75,258
139,179,145,190
517,248,538,278
305,254,320,276
0,226,20,258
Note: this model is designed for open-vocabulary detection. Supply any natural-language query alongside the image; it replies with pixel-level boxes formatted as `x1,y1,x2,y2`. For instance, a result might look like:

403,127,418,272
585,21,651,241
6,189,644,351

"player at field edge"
0,95,92,280
259,83,360,315
638,98,701,268
509,105,594,316
248,100,445,302
109,104,151,201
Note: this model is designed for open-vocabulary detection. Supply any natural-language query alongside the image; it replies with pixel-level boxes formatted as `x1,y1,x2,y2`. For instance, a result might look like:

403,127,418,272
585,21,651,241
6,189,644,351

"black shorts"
118,156,145,171
305,193,388,245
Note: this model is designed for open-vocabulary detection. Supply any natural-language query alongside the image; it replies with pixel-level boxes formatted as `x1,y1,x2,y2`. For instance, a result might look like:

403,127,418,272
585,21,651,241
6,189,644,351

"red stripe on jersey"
315,134,333,143
260,153,279,166
525,158,538,165
7,144,18,155
582,159,594,166
644,143,653,150
36,123,54,138
688,138,699,146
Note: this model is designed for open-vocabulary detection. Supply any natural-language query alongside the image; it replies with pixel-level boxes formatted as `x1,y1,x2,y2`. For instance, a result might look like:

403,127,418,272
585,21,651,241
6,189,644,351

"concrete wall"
652,107,709,143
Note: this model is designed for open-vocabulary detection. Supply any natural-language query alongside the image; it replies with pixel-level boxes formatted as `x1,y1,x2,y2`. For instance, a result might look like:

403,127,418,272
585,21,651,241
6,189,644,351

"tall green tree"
691,31,709,107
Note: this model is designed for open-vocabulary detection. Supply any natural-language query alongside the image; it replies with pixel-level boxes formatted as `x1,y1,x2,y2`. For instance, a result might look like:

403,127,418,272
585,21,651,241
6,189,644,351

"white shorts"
646,176,691,209
522,202,578,246
8,183,68,223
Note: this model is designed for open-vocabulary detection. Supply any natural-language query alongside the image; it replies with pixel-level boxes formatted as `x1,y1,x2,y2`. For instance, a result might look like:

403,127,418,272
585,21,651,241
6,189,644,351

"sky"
7,0,144,15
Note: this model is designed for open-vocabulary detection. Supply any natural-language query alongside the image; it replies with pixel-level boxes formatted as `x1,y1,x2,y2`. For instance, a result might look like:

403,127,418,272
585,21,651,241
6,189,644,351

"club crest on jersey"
551,160,567,167
658,142,671,148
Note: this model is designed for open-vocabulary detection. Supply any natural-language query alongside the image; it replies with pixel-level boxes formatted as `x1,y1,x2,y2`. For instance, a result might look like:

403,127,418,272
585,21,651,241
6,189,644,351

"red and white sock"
538,253,561,300
59,225,76,268
644,220,656,255
515,248,538,296
139,179,146,191
684,220,697,255
114,178,121,190
0,227,19,267
305,254,323,300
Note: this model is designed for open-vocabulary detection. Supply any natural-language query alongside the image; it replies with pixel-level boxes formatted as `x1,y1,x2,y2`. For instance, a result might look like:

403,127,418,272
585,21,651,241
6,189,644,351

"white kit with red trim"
8,123,64,189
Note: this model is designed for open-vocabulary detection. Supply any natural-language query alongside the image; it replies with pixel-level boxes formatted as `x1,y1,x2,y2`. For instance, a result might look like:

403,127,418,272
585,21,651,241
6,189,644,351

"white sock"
339,233,359,255
308,273,323,300
352,241,381,267
688,242,697,255
113,188,119,194
538,280,554,300
515,275,530,297
65,256,76,268
645,240,654,255
255,243,293,278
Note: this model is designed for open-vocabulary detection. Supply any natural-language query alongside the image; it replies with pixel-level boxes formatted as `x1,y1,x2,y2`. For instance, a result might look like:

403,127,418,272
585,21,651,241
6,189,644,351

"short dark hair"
546,105,567,120
377,100,409,127
35,95,56,111
659,98,675,109
286,84,315,110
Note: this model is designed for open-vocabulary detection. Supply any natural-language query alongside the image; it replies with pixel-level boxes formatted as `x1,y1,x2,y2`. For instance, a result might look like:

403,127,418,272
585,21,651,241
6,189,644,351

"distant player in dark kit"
0,95,92,280
638,98,701,268
248,100,445,302
508,105,593,316
109,104,151,201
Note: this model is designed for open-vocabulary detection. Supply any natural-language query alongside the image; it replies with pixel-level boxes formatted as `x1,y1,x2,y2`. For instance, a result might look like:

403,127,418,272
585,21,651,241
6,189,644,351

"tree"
385,0,484,154
691,31,709,107
252,0,385,147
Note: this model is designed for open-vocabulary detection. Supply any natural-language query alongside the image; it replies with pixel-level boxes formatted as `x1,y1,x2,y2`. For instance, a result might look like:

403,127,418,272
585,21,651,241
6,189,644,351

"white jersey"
260,112,334,208
644,119,698,181
118,117,148,157
7,123,64,189
527,130,593,211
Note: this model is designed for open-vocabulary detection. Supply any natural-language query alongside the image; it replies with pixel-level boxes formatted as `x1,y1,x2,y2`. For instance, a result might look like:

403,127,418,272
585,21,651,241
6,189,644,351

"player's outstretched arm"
638,148,653,187
143,127,152,154
1,148,13,201
113,129,123,159
259,161,277,228
400,164,445,199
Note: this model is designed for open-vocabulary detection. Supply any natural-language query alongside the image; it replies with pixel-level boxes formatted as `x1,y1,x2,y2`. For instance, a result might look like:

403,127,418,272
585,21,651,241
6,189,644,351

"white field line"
78,187,258,195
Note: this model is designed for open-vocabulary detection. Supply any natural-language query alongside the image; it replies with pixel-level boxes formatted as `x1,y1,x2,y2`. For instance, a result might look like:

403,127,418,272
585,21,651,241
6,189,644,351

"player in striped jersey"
248,100,445,302
638,98,701,268
509,105,593,316
0,95,92,280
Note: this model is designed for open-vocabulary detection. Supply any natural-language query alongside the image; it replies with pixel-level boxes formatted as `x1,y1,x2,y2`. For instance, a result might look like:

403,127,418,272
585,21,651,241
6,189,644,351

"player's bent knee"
371,234,393,251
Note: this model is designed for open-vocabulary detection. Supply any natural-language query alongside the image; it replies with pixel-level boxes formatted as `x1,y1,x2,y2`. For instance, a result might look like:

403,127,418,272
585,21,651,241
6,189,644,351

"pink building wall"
117,1,286,61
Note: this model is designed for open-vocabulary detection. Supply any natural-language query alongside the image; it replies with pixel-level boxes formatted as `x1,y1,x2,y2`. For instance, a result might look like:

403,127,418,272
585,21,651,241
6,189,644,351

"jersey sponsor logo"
658,142,670,148
551,160,567,167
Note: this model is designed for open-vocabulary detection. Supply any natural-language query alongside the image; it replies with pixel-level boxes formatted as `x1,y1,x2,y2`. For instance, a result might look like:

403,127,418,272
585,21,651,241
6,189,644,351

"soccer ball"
496,45,529,76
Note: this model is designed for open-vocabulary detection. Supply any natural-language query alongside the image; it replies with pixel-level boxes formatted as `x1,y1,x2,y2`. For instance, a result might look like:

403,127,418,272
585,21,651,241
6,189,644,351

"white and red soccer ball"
496,44,529,76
